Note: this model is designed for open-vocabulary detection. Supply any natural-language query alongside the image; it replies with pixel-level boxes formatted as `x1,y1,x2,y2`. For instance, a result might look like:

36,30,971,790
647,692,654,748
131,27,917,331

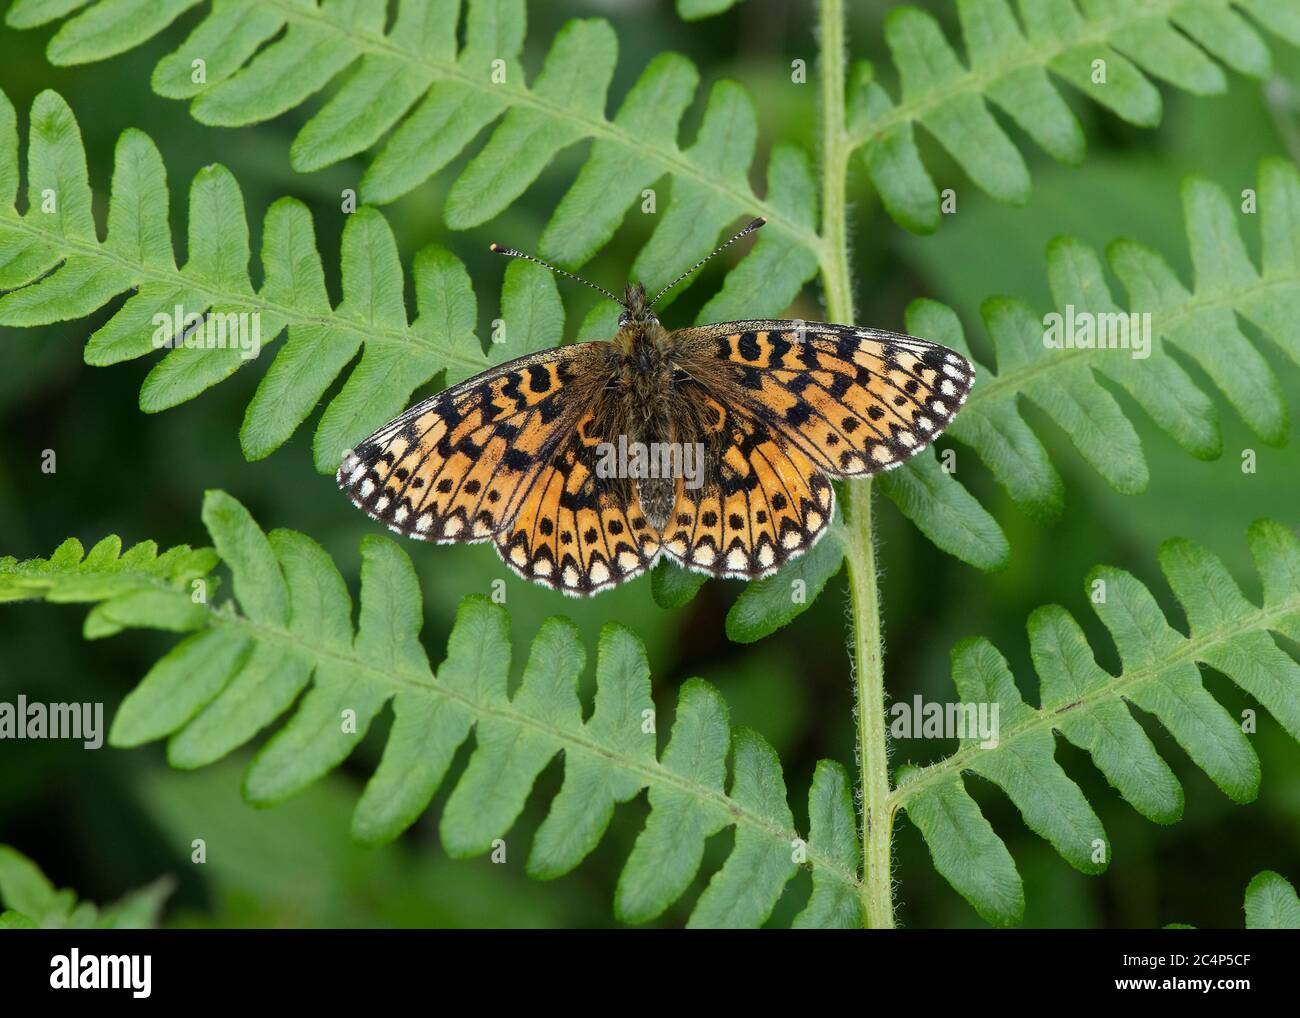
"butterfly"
338,218,974,596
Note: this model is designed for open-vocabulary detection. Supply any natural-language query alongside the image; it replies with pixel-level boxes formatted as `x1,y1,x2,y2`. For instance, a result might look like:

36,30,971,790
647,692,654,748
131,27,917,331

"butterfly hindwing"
659,406,835,579
494,430,661,595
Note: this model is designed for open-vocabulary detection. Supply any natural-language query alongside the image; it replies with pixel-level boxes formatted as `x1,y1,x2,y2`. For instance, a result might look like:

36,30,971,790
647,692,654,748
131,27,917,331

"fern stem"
817,0,854,325
841,483,895,928
819,0,894,930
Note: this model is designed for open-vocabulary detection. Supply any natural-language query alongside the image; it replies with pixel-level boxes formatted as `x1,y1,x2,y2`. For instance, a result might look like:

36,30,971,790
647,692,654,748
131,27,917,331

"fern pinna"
2,492,1297,926
8,0,1300,235
0,845,173,929
6,86,1300,601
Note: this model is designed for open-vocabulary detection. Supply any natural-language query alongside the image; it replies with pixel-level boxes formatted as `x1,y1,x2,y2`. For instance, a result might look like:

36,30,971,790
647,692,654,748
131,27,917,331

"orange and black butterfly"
338,219,973,596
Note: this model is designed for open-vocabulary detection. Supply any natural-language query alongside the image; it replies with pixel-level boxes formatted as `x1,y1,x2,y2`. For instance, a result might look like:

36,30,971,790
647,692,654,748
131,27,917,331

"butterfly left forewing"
337,344,603,544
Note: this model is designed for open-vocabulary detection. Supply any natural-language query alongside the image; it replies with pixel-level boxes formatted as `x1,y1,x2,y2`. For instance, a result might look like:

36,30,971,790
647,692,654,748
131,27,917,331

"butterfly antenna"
648,216,766,308
488,244,624,307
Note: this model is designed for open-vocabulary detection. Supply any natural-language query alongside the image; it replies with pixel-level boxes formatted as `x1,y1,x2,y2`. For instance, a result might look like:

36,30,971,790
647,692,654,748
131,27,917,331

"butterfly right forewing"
680,319,974,478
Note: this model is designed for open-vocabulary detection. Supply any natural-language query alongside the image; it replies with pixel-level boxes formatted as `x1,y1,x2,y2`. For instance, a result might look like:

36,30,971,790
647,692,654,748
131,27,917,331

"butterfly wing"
657,319,974,579
494,423,661,595
337,343,660,596
657,411,835,579
690,319,975,475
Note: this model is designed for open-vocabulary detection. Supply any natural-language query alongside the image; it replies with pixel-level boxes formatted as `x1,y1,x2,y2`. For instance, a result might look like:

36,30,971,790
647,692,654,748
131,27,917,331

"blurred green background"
1,0,1299,928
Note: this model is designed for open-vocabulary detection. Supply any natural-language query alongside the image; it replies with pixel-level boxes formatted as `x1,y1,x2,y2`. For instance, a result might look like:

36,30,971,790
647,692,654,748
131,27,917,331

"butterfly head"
617,283,658,329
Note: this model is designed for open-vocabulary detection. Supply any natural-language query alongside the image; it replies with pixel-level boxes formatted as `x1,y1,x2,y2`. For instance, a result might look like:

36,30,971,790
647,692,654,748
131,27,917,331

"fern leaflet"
0,844,172,929
893,519,1300,925
0,490,864,928
1244,870,1300,928
7,0,1299,240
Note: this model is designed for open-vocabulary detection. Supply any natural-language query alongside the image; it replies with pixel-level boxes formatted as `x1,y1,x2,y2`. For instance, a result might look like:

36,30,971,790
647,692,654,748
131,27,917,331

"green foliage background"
1,0,1299,927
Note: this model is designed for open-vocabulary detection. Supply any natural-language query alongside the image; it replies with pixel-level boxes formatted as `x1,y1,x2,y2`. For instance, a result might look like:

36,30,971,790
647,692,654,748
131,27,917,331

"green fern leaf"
1173,869,1300,928
649,558,710,609
897,159,1300,529
677,0,744,20
0,844,172,929
1244,871,1300,928
725,529,845,644
0,533,217,639
0,490,863,927
9,0,1298,240
792,761,864,928
0,88,496,473
894,519,1300,925
847,0,1299,233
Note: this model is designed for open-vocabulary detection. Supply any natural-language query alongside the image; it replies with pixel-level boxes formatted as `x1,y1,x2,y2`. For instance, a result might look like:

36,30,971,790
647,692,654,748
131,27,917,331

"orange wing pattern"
655,320,973,579
693,320,974,477
659,411,834,579
338,343,663,596
339,318,974,594
494,432,661,595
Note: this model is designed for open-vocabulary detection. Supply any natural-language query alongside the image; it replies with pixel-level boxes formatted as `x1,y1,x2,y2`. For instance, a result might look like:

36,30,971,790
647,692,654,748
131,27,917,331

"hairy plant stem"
818,0,895,929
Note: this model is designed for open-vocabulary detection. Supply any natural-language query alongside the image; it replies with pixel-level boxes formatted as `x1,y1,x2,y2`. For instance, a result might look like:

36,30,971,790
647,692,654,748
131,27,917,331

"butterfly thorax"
601,284,685,530
609,282,675,432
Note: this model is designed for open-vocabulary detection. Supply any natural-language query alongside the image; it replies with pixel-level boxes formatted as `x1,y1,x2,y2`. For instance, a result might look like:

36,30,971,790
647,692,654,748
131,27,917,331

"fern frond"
910,158,1300,524
6,0,822,284
0,88,562,472
848,0,1299,232
7,0,1297,239
0,844,172,929
1244,870,1300,928
893,519,1300,926
0,490,864,928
